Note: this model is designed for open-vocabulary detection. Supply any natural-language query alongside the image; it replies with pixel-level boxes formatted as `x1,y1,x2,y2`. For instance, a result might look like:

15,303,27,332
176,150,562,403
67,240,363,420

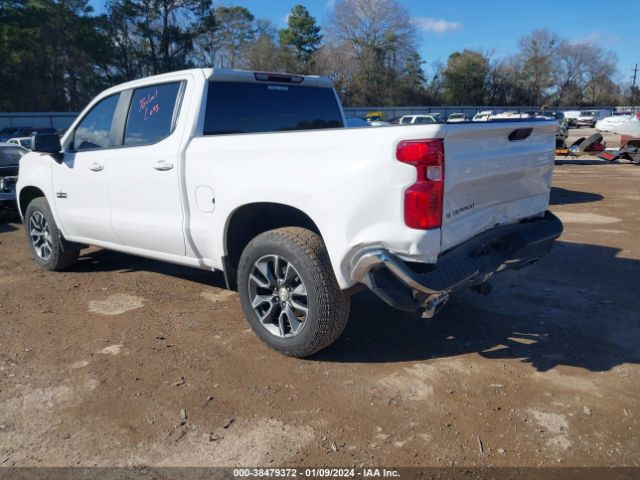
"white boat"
607,113,640,137
595,114,633,132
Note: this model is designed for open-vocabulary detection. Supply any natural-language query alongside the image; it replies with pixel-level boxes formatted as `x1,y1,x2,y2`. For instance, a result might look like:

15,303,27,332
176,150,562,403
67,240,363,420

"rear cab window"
203,81,343,135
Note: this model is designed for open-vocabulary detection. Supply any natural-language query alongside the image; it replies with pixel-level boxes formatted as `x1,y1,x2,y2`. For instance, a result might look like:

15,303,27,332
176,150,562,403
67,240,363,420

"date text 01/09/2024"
232,467,400,477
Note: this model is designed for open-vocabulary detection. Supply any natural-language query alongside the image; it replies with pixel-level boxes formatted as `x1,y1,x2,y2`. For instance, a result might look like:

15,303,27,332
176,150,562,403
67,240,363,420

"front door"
53,93,121,244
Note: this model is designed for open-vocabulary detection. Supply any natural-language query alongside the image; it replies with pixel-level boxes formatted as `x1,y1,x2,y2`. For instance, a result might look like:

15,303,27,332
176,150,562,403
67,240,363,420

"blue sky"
89,0,640,84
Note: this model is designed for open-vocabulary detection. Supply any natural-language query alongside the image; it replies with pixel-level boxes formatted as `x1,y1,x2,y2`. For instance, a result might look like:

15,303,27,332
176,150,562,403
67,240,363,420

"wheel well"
223,203,322,290
19,186,45,216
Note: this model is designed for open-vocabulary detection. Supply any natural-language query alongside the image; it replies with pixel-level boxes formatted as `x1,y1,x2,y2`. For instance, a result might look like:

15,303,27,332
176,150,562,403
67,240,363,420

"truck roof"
99,68,334,97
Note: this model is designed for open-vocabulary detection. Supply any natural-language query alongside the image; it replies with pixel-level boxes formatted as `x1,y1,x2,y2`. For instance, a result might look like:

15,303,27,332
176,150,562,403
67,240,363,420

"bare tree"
553,41,591,105
194,6,255,68
516,29,559,105
245,19,282,71
324,0,417,104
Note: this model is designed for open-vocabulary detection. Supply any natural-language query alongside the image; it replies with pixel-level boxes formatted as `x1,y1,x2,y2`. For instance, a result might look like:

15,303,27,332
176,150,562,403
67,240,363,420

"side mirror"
32,134,63,163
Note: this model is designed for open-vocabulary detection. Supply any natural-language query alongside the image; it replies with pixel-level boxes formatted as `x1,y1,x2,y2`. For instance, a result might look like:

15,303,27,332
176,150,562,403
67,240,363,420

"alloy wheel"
247,254,309,338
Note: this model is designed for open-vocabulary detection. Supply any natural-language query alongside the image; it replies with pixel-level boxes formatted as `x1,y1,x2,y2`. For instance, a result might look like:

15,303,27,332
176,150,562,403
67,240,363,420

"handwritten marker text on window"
138,89,160,121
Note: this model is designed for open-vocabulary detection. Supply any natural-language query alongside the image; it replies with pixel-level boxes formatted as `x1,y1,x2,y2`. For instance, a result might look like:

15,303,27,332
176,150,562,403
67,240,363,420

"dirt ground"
1,128,639,470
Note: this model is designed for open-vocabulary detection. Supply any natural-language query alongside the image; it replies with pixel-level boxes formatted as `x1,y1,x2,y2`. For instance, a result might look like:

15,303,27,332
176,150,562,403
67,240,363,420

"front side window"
124,82,182,146
204,81,343,135
73,94,120,151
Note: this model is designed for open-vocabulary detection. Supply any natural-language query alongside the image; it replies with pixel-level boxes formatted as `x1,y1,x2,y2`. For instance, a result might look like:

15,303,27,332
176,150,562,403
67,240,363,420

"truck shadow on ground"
0,212,20,232
317,241,640,372
74,249,228,287
555,158,636,166
549,187,603,205
0,222,18,233
67,239,639,373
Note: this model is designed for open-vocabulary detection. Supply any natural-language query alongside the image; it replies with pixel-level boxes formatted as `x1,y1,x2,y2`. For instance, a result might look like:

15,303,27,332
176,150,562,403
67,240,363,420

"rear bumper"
351,211,563,314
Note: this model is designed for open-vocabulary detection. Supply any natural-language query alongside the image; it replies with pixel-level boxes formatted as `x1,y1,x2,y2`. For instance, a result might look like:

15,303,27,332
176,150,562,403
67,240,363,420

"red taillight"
396,139,444,229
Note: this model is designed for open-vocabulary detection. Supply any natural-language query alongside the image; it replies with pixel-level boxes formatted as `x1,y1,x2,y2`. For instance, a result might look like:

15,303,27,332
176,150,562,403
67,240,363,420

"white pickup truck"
17,68,563,357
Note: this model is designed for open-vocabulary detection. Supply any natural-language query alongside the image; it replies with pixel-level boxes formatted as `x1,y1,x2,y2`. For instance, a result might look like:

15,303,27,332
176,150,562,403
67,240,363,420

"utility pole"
632,63,638,107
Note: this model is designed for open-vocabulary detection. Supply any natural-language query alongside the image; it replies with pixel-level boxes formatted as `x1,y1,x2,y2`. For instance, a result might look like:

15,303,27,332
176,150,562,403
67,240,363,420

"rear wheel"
237,227,349,357
24,197,79,271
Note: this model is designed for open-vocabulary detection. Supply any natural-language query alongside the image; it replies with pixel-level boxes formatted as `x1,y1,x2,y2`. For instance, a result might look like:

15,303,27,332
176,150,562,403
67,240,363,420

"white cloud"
415,17,462,34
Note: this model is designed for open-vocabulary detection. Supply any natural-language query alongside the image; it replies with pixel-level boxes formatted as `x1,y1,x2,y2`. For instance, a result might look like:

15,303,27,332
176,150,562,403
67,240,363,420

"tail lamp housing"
396,139,444,229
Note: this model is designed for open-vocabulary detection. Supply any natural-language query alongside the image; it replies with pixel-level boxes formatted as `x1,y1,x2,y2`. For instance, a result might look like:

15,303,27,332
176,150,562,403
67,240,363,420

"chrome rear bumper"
351,211,563,316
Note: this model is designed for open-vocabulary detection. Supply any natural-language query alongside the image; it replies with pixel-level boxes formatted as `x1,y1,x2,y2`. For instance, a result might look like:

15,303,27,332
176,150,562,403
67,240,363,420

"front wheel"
237,227,350,358
24,197,79,271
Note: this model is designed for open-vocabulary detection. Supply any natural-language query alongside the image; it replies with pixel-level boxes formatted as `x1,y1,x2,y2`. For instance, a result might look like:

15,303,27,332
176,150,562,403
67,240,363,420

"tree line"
0,0,634,112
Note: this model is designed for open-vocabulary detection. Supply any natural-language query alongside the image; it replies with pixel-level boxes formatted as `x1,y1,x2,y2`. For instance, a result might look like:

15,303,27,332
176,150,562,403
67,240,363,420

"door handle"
89,162,103,172
153,160,174,171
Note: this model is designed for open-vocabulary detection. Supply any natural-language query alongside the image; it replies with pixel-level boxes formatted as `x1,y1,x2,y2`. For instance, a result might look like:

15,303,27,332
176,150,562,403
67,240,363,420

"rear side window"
124,82,182,146
204,81,343,135
74,94,120,151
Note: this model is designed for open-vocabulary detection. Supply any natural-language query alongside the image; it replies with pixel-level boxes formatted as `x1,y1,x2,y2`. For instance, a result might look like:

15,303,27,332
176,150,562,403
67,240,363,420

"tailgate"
441,120,556,251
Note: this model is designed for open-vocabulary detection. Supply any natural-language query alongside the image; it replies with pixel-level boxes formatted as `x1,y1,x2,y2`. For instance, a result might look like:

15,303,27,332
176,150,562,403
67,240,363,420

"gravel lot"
1,130,639,469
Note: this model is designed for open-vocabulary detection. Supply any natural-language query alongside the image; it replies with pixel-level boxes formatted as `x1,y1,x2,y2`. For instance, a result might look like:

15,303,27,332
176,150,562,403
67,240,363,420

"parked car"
0,127,31,142
447,113,469,123
490,112,533,120
0,143,28,211
577,110,612,128
562,110,581,128
538,112,568,148
398,114,439,125
472,110,493,122
17,68,562,357
31,127,58,136
7,137,33,149
0,126,58,142
345,117,370,128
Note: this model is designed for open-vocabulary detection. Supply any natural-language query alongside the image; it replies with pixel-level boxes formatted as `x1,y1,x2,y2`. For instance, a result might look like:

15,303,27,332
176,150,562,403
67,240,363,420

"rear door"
440,120,557,251
106,80,187,256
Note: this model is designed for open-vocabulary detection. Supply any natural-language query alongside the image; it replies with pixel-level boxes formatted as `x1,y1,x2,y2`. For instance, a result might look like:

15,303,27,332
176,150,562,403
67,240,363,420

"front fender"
16,152,58,221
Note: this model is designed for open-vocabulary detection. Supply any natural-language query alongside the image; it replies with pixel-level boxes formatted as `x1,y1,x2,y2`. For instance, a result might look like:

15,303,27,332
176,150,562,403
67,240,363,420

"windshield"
0,146,26,166
580,111,596,117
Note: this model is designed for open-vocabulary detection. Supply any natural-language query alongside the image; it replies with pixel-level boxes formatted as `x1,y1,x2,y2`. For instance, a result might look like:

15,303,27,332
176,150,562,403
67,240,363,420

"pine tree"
279,5,322,73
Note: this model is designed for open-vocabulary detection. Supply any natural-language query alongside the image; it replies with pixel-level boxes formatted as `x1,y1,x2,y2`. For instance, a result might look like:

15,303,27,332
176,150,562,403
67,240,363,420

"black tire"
24,197,79,271
237,227,350,358
579,133,603,152
570,137,586,147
